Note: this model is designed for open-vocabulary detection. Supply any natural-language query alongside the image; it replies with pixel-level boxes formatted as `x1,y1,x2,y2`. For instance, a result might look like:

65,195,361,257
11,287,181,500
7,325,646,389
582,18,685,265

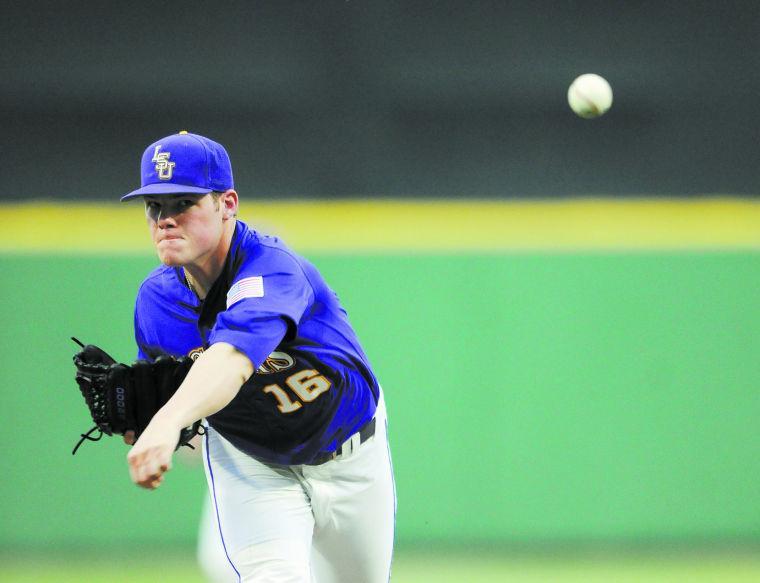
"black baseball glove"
71,338,202,455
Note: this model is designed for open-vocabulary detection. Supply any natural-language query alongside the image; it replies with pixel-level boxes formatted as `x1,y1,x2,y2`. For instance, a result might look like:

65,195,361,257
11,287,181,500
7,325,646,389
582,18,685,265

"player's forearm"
154,342,254,430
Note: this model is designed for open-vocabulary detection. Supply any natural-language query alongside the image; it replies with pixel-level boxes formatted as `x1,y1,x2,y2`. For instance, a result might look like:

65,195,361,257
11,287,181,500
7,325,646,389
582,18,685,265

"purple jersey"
133,220,379,465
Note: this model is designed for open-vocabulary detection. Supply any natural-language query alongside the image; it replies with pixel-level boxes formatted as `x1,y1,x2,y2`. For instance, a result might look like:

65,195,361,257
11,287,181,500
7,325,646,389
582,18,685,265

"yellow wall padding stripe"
0,199,758,253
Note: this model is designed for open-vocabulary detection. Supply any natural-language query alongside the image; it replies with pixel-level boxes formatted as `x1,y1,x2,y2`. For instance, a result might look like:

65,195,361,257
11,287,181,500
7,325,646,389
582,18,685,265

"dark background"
2,0,759,200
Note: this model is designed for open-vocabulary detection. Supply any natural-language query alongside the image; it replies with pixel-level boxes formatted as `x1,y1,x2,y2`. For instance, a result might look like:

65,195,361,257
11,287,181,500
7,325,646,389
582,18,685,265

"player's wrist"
152,406,190,433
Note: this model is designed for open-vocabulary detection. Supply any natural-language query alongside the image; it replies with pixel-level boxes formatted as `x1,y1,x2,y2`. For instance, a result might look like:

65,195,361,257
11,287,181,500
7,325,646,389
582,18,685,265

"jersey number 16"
262,369,331,414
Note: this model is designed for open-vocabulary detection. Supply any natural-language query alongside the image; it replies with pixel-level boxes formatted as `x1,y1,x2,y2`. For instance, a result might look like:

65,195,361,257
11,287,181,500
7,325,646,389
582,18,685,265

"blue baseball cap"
121,131,234,201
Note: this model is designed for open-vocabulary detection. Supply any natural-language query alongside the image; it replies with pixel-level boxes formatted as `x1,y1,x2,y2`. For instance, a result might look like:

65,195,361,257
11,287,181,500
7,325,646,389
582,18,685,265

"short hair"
210,191,224,210
211,190,237,217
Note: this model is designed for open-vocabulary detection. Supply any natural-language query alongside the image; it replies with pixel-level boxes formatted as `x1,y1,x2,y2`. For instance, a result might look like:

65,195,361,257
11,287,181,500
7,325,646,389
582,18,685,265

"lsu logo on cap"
151,145,175,180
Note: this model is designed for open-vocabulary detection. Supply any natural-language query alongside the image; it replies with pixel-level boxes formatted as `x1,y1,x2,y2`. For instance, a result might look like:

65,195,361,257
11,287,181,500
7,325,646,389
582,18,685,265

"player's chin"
155,248,188,266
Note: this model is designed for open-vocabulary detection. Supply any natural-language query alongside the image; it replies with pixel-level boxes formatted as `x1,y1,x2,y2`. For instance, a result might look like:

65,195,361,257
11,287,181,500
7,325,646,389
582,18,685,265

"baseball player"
120,131,396,582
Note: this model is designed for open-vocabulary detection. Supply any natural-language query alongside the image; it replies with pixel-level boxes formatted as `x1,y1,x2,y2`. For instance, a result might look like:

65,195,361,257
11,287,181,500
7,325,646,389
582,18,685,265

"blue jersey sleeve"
207,248,314,369
134,300,150,360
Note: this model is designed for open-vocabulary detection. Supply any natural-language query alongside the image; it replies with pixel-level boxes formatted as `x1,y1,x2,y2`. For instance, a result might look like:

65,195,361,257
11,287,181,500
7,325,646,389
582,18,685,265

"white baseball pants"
201,394,396,583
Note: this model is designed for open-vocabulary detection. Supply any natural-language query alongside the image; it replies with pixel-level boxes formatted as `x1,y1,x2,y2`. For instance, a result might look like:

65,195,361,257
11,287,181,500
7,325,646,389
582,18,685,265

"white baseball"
567,74,613,118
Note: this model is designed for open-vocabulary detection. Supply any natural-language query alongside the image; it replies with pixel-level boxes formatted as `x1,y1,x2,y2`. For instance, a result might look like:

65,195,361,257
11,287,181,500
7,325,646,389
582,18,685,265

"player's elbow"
207,341,255,384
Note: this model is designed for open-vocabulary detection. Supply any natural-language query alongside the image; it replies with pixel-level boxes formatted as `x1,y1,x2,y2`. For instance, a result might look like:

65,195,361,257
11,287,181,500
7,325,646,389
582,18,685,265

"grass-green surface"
2,549,760,582
3,252,759,547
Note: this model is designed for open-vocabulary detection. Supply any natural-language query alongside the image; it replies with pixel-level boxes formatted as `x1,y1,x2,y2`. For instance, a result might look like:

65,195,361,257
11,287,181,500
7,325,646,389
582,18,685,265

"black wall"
2,1,759,200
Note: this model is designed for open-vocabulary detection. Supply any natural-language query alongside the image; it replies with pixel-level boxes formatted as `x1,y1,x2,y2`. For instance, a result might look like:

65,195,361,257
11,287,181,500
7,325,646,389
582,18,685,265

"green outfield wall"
1,251,758,549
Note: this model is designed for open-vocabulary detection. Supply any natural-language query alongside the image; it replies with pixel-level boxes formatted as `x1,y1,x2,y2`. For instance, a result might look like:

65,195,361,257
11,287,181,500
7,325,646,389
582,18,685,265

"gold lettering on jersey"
262,369,331,414
257,351,296,374
152,145,175,180
188,347,204,360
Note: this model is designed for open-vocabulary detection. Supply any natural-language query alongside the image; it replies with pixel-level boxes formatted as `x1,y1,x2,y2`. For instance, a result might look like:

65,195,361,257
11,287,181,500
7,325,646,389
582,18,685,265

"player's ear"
220,189,238,220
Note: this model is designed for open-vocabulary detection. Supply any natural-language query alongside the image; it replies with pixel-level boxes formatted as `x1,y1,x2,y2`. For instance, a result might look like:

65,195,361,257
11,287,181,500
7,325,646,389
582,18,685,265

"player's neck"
184,219,236,300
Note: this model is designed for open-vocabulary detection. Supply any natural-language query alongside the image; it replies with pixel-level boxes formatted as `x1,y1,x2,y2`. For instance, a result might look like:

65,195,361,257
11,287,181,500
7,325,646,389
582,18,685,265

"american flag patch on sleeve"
226,276,264,308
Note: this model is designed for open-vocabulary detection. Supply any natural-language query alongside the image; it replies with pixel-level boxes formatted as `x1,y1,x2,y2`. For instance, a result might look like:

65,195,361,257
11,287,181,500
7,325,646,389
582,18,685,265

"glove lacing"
72,424,205,455
71,425,103,455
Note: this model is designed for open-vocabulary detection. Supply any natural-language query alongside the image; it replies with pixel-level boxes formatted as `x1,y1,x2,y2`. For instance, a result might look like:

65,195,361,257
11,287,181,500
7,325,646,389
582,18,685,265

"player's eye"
145,201,161,220
173,198,196,212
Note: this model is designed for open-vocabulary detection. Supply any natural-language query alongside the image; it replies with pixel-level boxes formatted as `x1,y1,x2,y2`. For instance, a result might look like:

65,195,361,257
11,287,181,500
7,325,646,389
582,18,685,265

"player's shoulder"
237,221,308,272
136,264,181,301
234,221,322,301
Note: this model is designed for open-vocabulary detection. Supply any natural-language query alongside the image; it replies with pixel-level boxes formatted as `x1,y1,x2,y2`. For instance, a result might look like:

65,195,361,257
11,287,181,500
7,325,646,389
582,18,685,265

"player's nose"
156,208,178,227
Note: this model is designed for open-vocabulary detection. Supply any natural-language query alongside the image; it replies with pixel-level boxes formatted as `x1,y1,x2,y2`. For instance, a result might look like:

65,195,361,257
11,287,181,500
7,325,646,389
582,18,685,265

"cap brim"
120,183,213,201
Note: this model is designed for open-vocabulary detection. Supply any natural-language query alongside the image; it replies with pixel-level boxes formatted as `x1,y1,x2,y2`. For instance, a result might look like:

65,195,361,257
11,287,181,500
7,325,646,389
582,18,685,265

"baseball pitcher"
72,131,396,582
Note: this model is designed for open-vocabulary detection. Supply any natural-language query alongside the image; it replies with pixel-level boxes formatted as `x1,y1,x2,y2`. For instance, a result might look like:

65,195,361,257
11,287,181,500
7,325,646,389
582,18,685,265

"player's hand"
126,416,181,490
